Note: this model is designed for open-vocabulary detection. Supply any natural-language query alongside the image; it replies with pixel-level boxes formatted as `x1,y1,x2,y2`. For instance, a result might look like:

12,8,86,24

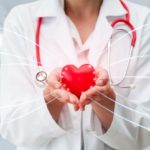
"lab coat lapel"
88,0,127,67
53,13,78,65
35,0,78,64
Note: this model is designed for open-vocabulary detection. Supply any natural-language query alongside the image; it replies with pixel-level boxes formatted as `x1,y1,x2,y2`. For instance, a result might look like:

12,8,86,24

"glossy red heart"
61,64,96,98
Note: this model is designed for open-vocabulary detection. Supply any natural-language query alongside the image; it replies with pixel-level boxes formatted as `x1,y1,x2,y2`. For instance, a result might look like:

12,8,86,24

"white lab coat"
0,0,150,150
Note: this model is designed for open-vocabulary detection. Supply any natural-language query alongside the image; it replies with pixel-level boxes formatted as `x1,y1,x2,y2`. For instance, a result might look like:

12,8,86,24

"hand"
43,68,79,107
43,68,80,122
79,68,116,110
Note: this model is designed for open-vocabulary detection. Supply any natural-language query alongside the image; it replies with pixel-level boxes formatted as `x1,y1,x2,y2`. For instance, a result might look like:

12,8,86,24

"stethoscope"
35,0,137,88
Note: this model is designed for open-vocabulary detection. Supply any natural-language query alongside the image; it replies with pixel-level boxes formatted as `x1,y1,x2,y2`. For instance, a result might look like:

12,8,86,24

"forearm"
43,86,64,122
47,100,64,122
92,98,115,131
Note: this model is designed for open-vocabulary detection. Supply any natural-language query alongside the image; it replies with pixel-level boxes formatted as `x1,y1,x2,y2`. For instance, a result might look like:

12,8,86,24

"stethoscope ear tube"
109,1,137,88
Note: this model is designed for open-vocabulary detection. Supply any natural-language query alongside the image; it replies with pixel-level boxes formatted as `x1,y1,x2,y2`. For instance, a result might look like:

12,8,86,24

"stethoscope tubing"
107,29,134,86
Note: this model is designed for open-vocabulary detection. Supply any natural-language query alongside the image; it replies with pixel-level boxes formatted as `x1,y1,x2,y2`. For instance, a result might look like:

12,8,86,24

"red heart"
61,64,96,98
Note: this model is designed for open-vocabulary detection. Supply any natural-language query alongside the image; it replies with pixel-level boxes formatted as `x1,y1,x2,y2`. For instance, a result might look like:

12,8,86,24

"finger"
93,85,111,95
43,86,54,103
79,92,91,111
68,93,79,105
83,85,110,102
85,86,98,97
52,89,69,103
95,68,109,86
93,86,116,104
95,85,116,100
48,68,62,89
74,104,80,111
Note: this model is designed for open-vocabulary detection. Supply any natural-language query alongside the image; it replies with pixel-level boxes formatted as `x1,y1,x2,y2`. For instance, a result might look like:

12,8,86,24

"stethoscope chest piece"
35,67,48,87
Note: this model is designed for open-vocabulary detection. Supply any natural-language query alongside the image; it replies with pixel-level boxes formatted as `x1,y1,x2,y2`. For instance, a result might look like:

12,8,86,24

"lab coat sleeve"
0,7,70,149
90,14,150,149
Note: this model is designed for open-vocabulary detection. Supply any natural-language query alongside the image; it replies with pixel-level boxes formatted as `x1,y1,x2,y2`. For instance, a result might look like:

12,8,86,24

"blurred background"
0,0,150,149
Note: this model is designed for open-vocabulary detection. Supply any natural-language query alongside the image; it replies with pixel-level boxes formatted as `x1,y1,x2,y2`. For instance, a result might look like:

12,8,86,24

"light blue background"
0,0,150,150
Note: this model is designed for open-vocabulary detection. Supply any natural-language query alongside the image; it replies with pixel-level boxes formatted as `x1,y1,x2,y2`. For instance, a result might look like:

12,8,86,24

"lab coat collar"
35,0,64,17
103,0,127,17
35,0,127,18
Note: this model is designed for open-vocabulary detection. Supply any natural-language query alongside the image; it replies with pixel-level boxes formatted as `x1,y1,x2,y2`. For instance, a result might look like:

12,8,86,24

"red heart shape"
61,64,96,98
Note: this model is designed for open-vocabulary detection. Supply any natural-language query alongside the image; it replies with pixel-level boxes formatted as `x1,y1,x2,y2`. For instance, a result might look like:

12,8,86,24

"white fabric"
0,0,150,150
